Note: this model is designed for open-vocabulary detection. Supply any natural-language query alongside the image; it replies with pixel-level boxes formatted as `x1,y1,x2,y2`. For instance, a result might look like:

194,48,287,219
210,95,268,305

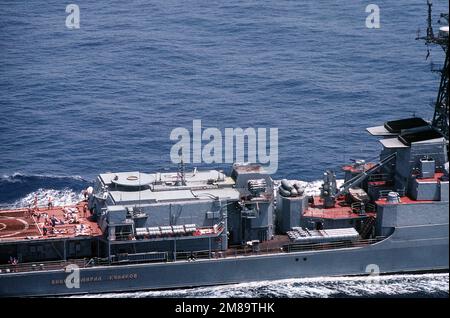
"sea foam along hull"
0,226,448,297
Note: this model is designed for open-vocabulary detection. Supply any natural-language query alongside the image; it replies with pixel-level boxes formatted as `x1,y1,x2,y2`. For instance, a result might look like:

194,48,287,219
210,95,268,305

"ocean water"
71,273,449,298
0,0,448,297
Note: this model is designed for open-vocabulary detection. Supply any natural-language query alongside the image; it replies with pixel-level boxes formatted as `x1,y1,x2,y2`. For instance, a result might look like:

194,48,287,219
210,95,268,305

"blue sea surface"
0,0,448,297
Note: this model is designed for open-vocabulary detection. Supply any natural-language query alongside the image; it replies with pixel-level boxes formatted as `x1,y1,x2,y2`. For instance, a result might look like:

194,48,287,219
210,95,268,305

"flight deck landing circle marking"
0,216,29,238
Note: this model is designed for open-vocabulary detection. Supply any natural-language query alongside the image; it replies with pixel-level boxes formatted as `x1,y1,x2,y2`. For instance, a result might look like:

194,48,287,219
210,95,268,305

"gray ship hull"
0,227,447,297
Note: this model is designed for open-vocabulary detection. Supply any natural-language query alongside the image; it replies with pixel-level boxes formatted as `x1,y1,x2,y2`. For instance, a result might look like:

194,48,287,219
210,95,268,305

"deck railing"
0,237,386,274
379,189,406,198
0,258,86,274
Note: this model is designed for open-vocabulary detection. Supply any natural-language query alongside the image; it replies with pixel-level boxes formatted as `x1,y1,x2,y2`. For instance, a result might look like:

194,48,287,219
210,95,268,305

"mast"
417,0,449,140
177,147,187,186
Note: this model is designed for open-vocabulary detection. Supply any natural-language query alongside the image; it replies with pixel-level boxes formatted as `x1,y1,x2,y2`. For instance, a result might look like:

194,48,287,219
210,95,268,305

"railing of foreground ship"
379,189,406,198
368,173,392,182
0,237,386,274
282,236,385,253
0,258,86,274
109,251,168,264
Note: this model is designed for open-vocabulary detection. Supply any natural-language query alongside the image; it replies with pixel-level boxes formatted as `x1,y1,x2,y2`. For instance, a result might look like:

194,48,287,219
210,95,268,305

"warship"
0,3,448,297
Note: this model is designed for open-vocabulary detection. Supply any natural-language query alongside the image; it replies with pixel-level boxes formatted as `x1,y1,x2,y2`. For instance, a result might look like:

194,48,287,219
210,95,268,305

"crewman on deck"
10,257,18,272
48,196,53,209
50,215,57,227
34,194,38,211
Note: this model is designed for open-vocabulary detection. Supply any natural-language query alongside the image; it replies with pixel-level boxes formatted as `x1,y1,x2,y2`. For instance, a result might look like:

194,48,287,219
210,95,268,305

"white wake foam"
10,188,84,209
71,273,449,298
274,179,345,197
0,172,87,182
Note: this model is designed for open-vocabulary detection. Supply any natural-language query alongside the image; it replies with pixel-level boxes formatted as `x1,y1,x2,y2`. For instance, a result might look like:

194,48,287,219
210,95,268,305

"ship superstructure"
88,165,274,260
0,115,447,296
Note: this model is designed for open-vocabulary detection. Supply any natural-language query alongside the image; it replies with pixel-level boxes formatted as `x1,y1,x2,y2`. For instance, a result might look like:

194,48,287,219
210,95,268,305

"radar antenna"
417,0,449,140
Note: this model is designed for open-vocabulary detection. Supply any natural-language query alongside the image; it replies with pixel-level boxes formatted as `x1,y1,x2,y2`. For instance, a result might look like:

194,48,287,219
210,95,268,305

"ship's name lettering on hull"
108,273,138,281
51,273,138,285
